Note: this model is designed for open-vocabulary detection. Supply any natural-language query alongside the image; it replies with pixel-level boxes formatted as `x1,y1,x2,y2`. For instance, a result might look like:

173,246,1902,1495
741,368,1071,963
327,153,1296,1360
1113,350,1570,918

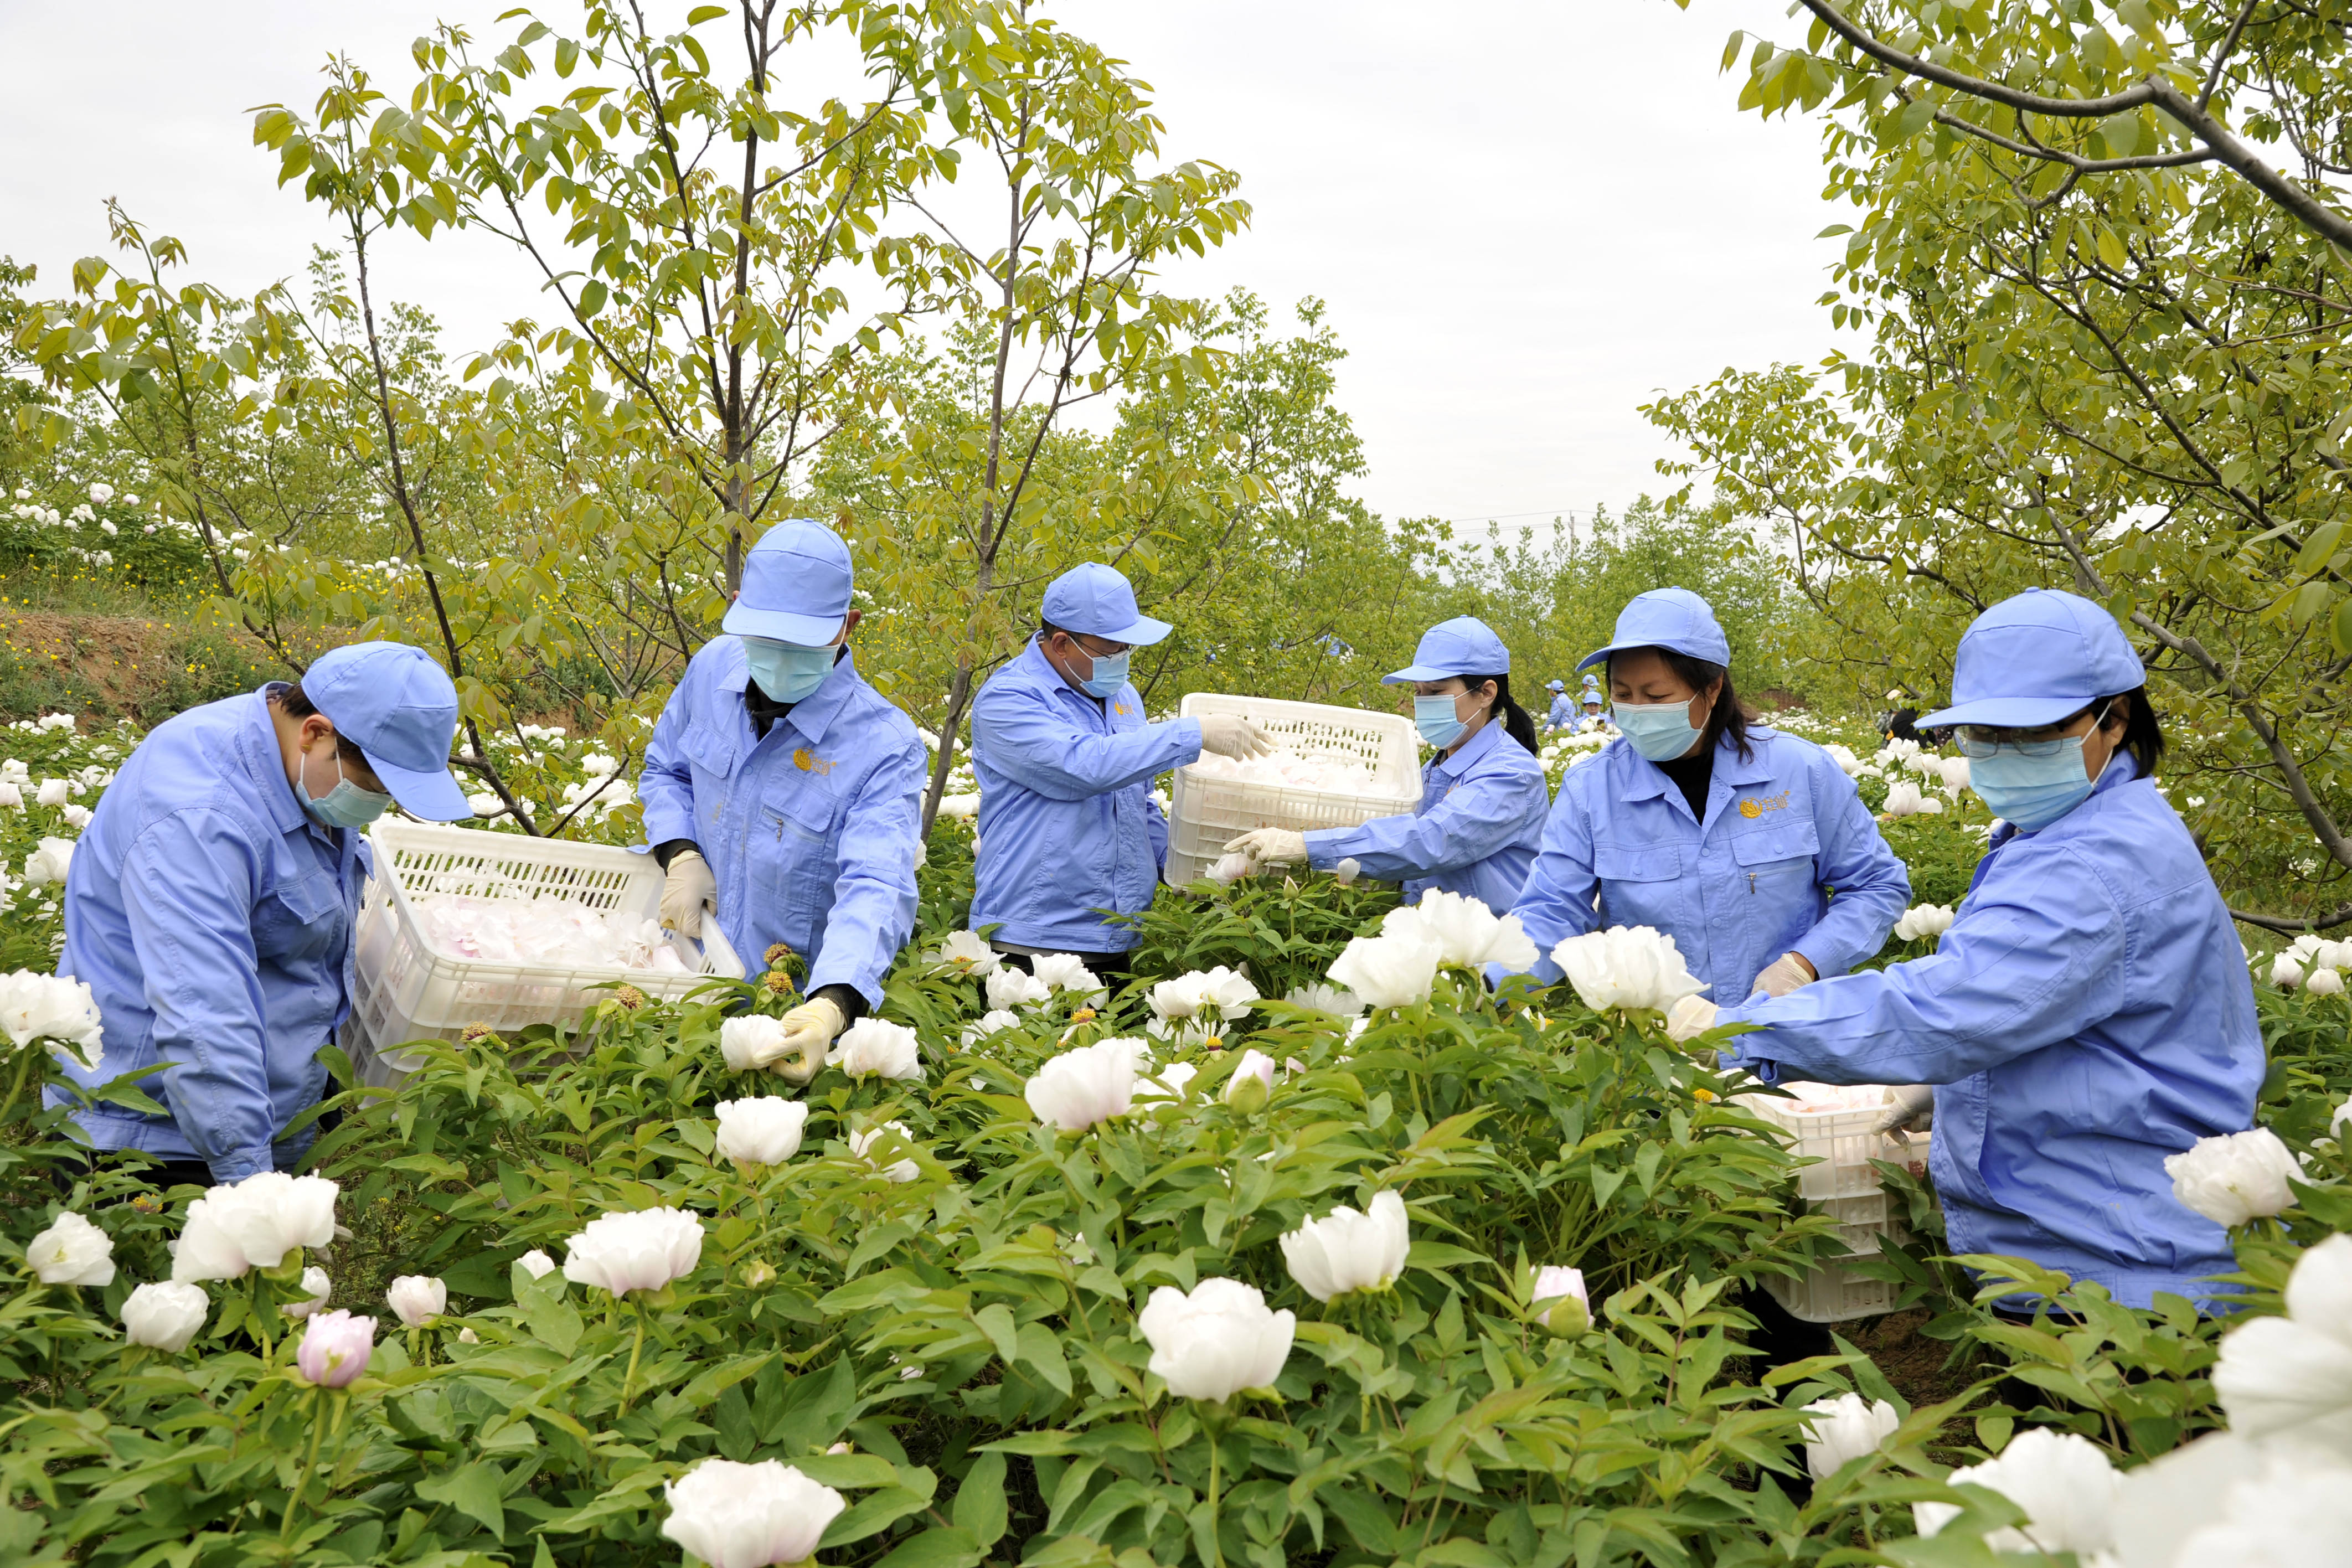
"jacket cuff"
209,1152,271,1184
811,983,870,1027
652,838,701,872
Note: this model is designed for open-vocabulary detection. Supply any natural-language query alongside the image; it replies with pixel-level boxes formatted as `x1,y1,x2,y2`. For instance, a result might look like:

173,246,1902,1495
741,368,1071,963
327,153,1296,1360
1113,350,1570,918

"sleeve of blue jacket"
1787,763,1911,977
1493,787,1602,986
805,731,926,1005
970,693,1202,801
1716,850,2128,1085
118,811,279,1182
1147,790,1170,872
638,688,699,847
1304,767,1537,881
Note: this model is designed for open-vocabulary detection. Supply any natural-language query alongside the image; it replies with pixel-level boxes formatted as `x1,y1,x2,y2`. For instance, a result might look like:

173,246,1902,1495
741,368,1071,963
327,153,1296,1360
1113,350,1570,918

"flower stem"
617,1301,647,1415
279,1388,327,1542
1205,1415,1225,1568
0,1046,38,1131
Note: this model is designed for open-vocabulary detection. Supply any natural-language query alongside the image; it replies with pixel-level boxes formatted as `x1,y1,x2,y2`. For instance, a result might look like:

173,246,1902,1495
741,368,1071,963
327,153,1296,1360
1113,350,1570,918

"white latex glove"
1873,1084,1936,1137
1750,952,1817,999
660,849,718,937
1224,827,1307,866
1665,995,1720,1044
757,997,844,1085
1198,713,1275,760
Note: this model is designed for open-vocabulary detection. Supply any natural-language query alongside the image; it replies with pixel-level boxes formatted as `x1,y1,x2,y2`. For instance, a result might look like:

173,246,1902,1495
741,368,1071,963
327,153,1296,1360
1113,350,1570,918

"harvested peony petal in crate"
415,893,692,973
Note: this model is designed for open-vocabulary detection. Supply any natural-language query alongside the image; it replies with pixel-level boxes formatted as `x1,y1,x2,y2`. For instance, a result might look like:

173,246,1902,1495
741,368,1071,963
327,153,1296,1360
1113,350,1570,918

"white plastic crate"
342,821,743,1089
1163,693,1423,886
1739,1084,1933,1323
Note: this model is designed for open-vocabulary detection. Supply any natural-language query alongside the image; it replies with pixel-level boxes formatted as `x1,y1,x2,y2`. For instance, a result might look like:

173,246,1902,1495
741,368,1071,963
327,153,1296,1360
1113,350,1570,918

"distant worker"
968,563,1272,973
54,641,472,1186
1580,674,1610,730
642,520,926,1082
1545,679,1574,731
1223,616,1549,912
1672,589,2262,1309
1499,588,1910,1002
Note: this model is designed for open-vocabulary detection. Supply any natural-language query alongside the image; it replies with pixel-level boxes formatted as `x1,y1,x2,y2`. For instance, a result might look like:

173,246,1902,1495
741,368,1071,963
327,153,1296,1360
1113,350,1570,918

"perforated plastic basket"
342,821,742,1089
1739,1086,1933,1322
1163,694,1423,886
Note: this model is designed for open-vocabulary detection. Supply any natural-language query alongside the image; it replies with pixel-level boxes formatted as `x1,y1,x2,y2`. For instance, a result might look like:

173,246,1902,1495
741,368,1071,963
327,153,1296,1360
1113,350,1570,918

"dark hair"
1458,673,1540,755
2095,687,2165,776
271,680,369,765
1607,647,1755,762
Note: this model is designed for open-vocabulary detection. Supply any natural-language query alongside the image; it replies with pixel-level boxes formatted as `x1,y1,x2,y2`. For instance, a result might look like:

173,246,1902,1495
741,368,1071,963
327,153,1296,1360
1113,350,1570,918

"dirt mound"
0,611,321,722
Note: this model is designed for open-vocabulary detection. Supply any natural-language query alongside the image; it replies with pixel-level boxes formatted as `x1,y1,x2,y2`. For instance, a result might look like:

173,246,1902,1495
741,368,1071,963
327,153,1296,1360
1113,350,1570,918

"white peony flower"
1137,1277,1294,1401
2273,952,2307,989
23,835,73,886
580,752,618,776
0,781,19,809
1881,780,1925,818
517,1249,558,1280
2310,967,2347,998
986,967,1053,1013
832,1017,923,1081
1801,1392,1901,1479
1913,1427,2121,1556
931,930,1001,976
1938,755,1971,791
1030,952,1106,1002
1283,982,1364,1018
1550,925,1708,1014
1148,966,1260,1025
561,1206,705,1296
1327,929,1442,1010
386,1275,447,1328
2172,1447,2352,1564
1381,890,1538,970
172,1172,338,1282
1134,1059,1199,1101
661,1457,846,1568
35,778,69,807
714,1097,809,1167
0,969,106,1070
1280,1190,1409,1303
1893,903,1956,942
960,1009,1022,1046
61,803,91,830
718,1015,788,1072
25,1210,115,1286
848,1121,920,1183
1531,1264,1590,1335
282,1266,333,1319
2211,1232,2352,1461
2164,1128,2301,1227
1026,1038,1138,1133
120,1281,209,1352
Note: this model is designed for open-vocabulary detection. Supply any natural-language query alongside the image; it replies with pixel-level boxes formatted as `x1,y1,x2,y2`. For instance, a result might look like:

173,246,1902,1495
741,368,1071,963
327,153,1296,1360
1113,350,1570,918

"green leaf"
872,1527,983,1568
416,1461,506,1536
952,1451,1008,1547
685,3,728,21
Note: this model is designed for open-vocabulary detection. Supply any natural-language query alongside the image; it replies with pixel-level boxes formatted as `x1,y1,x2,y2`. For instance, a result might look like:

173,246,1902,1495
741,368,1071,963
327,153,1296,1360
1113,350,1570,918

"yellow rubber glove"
659,849,718,937
1751,952,1817,999
760,997,844,1085
1665,995,1720,1044
1223,827,1307,866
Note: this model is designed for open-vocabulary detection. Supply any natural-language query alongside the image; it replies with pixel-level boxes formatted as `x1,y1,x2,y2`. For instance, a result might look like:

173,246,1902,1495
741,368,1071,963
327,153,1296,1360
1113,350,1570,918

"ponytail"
1464,672,1540,755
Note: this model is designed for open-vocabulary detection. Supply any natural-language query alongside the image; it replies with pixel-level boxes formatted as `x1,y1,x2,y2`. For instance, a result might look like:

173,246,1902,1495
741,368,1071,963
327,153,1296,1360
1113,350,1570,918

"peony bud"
516,1249,558,1280
1800,1392,1900,1479
1532,1265,1590,1336
120,1281,209,1352
282,1266,333,1319
386,1275,447,1328
1221,1049,1276,1113
1280,1192,1409,1303
295,1309,376,1388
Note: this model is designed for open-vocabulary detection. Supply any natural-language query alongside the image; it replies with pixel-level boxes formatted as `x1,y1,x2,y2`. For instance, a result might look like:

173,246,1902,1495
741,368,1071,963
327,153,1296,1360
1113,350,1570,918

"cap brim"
1915,695,2092,730
1383,663,1459,684
1094,612,1172,647
722,602,847,645
367,756,473,822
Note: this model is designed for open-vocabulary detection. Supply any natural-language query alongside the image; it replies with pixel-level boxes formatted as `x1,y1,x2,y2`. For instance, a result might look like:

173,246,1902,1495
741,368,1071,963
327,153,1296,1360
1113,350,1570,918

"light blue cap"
1384,616,1510,683
1545,679,1565,692
302,641,469,821
723,519,853,646
1918,588,2145,730
1041,563,1171,646
1577,587,1731,673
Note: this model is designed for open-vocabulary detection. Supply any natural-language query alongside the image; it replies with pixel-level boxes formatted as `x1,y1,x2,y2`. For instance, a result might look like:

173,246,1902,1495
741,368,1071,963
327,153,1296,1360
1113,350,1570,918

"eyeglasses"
1952,701,2111,759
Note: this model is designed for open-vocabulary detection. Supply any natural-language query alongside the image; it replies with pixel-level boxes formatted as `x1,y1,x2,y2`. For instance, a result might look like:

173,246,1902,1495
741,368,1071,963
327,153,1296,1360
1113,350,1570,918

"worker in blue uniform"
968,563,1272,971
1500,587,1909,1001
1670,589,2263,1309
53,641,472,1185
642,520,926,1081
1223,616,1549,912
1579,674,1609,730
1545,679,1575,731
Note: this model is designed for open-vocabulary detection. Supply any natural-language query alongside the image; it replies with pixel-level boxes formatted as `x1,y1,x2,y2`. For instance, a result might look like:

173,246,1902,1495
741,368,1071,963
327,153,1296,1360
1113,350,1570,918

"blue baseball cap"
723,519,853,646
1577,587,1731,673
1918,588,2145,730
1545,679,1565,692
1041,563,1170,646
1385,616,1510,683
302,642,470,821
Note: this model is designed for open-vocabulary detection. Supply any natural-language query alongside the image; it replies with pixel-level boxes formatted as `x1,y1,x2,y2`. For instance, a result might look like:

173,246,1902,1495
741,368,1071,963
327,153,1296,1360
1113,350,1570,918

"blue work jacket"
968,639,1196,952
52,687,368,1182
1303,719,1548,911
1547,695,1576,729
1716,756,2262,1308
1504,726,1910,999
639,640,924,1004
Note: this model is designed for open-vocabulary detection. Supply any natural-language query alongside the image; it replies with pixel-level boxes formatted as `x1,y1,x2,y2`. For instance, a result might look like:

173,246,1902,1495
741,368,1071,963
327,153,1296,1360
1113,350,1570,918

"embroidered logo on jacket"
793,749,835,775
1738,790,1792,819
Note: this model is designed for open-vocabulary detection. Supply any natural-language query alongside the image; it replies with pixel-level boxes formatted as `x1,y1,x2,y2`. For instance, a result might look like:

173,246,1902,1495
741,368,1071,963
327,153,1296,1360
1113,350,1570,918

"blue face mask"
1414,694,1467,750
1614,699,1704,762
1970,736,2106,829
1080,649,1132,700
743,637,835,704
299,749,393,829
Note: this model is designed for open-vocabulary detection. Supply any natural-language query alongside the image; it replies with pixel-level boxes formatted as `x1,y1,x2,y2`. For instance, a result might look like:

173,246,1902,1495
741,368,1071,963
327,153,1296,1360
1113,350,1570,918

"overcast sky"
0,0,1842,532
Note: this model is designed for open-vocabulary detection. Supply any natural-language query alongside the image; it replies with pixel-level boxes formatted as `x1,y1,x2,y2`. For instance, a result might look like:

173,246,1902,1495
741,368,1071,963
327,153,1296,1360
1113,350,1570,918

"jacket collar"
1615,726,1776,800
1436,716,1505,778
245,684,313,835
715,637,862,747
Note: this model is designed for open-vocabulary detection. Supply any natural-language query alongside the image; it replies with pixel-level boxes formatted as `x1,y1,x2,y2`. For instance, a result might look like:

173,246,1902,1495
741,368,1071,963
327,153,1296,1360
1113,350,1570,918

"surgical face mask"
743,637,835,704
1613,698,1705,762
1079,647,1132,700
1414,693,1467,750
1964,706,2112,829
298,744,393,829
